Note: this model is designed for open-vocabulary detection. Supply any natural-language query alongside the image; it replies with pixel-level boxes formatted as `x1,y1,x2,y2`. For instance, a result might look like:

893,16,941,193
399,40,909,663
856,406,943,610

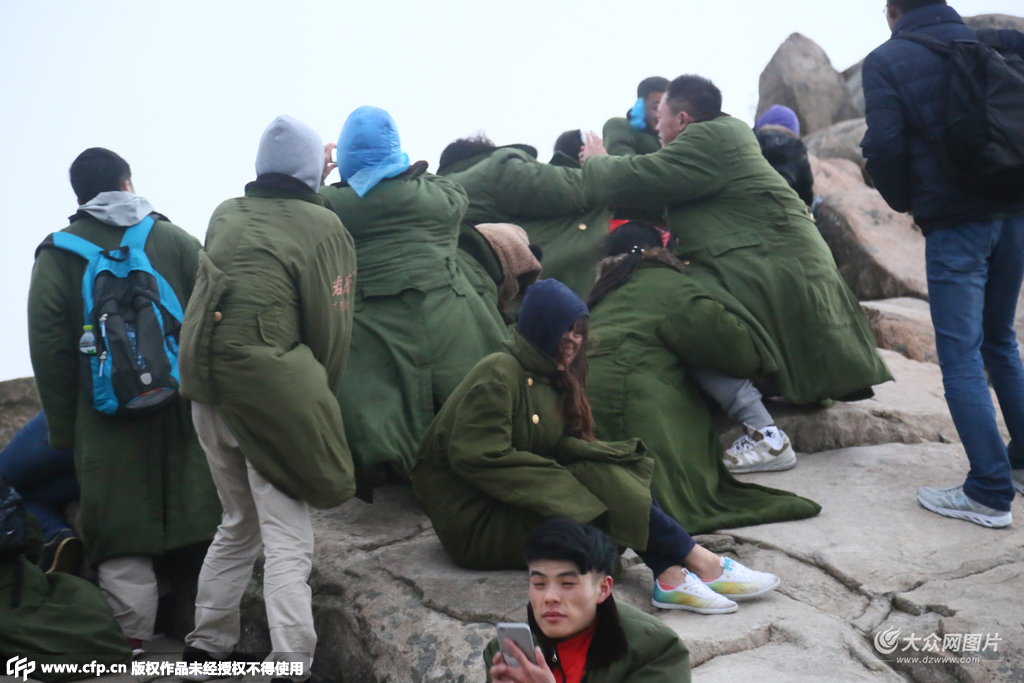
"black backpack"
896,29,1024,201
0,479,30,607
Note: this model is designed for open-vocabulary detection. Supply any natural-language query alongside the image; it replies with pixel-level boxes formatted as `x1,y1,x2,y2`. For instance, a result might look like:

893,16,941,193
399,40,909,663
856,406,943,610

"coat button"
213,311,222,323
527,378,534,386
578,223,587,231
532,414,540,424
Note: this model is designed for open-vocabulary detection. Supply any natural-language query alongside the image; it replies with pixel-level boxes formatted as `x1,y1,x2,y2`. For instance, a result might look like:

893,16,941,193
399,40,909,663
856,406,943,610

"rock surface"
843,59,865,118
861,298,937,363
803,118,870,179
757,33,861,136
816,189,928,301
0,376,41,450
809,155,866,198
964,13,1024,32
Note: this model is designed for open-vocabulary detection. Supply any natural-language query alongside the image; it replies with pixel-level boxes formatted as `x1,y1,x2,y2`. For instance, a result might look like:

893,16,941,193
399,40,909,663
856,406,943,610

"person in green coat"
411,279,780,614
1,483,132,681
580,74,893,459
601,76,668,157
27,148,221,649
586,222,821,534
437,136,609,300
319,107,508,486
484,518,690,683
178,115,357,668
457,222,543,327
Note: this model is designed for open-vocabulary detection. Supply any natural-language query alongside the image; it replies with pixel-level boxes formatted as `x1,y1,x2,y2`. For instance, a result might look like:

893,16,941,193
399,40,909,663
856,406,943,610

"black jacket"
861,4,1024,233
755,126,814,207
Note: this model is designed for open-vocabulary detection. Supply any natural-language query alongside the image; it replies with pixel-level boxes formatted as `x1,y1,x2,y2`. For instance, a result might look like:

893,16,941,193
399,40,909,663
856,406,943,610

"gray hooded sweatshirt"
255,115,324,192
78,191,156,227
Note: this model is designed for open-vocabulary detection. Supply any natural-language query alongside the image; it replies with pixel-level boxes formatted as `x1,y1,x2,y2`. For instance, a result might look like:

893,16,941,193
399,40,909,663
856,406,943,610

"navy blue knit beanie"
517,279,589,358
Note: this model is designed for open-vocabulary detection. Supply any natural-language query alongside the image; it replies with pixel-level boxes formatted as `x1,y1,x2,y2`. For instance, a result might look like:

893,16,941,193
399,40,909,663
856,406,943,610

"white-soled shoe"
724,425,796,473
703,556,780,601
652,571,738,614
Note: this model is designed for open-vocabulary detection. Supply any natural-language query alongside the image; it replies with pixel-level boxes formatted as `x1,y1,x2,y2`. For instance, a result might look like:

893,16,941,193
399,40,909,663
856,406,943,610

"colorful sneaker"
652,571,738,614
1012,470,1024,496
724,425,796,473
917,485,1012,528
703,557,780,601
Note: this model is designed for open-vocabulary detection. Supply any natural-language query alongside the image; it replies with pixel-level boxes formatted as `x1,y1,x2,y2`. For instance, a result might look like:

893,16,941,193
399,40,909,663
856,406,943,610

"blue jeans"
0,411,78,540
926,215,1024,512
636,498,696,578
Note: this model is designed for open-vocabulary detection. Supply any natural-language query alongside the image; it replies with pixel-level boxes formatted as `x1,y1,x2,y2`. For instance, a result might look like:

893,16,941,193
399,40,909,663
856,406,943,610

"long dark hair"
588,222,685,308
551,317,595,442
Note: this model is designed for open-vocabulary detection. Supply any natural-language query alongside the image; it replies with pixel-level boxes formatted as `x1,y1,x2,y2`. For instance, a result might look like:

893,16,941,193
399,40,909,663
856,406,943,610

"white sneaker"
724,425,796,473
652,570,738,614
703,556,780,601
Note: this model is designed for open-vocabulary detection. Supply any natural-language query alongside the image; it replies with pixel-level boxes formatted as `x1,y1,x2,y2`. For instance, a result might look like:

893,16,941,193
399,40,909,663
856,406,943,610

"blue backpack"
37,216,184,417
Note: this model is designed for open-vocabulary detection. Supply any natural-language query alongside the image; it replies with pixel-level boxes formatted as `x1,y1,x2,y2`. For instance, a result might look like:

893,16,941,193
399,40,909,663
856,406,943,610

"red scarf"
553,623,597,683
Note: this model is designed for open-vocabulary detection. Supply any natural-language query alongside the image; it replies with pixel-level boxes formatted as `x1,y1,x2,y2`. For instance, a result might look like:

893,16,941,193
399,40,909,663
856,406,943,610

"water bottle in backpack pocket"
37,215,184,417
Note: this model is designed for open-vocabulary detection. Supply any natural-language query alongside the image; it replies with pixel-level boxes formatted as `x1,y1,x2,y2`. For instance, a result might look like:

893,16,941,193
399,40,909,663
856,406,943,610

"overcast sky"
0,0,1020,381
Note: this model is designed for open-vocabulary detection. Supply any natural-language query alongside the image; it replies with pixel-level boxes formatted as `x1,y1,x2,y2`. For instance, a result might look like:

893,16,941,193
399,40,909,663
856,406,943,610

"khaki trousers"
98,555,158,641
186,402,315,672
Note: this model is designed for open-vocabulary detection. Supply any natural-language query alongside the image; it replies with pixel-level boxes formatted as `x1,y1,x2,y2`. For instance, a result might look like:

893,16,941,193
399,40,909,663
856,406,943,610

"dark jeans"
0,411,78,540
926,215,1024,512
636,498,696,578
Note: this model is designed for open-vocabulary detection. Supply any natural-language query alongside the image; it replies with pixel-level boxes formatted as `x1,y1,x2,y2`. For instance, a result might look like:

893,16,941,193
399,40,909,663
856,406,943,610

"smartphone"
497,623,537,668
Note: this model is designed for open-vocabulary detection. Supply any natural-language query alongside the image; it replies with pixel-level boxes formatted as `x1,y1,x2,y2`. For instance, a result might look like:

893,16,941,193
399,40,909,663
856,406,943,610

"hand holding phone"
497,623,537,668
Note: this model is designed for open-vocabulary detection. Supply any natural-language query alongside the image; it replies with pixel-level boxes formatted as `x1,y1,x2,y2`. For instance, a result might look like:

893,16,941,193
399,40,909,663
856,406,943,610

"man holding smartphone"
484,518,691,683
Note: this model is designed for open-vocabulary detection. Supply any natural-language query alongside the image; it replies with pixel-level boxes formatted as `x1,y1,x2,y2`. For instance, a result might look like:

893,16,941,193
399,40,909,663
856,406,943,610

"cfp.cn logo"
6,656,36,681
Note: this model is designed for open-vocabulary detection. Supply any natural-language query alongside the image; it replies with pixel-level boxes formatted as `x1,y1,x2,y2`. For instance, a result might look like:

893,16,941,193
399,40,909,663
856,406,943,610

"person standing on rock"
862,0,1024,527
602,77,669,157
753,105,815,208
579,74,893,472
484,518,692,683
411,279,781,615
177,115,357,678
27,148,222,654
320,107,508,489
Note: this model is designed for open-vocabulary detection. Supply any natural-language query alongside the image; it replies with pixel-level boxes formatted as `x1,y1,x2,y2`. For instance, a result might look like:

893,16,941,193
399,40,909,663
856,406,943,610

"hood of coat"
476,223,541,303
528,596,629,672
76,191,156,227
255,114,324,192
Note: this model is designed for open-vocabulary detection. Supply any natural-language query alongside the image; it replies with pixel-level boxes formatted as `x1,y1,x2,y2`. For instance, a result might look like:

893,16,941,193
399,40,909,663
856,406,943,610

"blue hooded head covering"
754,105,800,136
629,98,647,130
337,106,411,198
516,279,589,359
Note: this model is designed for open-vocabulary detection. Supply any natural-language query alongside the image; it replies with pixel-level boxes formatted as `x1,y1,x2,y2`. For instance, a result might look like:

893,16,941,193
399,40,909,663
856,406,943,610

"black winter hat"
516,280,589,358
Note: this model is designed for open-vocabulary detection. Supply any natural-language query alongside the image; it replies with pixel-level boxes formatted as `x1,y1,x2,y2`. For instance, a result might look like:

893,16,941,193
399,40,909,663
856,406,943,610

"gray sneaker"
917,485,1012,528
1013,469,1024,496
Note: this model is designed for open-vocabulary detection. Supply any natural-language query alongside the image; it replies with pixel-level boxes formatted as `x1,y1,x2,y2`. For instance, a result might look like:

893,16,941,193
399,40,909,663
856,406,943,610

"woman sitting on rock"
411,278,780,614
320,106,508,487
586,222,822,534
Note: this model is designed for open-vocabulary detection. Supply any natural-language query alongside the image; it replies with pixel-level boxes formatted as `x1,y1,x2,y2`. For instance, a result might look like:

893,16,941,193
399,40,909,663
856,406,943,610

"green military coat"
178,184,357,509
439,146,609,300
483,599,690,683
456,223,508,328
588,262,821,533
582,115,892,403
1,521,131,681
602,116,662,157
29,214,220,566
411,334,654,570
320,164,508,484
